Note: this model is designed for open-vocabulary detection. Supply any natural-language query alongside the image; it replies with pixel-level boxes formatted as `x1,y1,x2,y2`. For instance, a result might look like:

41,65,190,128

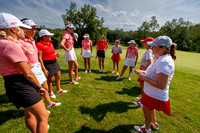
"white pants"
31,62,46,85
124,58,136,67
65,48,77,61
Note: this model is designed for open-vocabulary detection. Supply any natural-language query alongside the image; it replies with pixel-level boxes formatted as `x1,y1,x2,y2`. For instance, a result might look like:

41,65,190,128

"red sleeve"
36,42,43,52
82,40,84,46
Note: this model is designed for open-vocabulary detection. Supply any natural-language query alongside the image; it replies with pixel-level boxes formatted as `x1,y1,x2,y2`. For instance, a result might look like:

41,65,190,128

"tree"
62,2,107,47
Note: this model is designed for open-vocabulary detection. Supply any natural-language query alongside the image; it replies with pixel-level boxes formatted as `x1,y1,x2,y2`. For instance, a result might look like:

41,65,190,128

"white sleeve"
156,61,171,75
145,50,153,60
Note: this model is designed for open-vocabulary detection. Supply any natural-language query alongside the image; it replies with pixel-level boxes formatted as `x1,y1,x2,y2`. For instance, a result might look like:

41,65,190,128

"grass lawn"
0,45,200,133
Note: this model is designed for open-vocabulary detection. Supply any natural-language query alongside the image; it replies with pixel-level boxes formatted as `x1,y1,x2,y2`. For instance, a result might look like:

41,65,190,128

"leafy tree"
61,2,107,47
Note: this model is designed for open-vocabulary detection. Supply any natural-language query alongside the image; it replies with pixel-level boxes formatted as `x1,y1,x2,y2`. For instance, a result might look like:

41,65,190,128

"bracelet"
36,86,42,90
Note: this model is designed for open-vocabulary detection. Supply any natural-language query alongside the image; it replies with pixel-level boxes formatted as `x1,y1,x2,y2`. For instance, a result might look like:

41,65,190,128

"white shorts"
31,62,46,85
82,50,92,58
65,48,77,61
124,58,136,67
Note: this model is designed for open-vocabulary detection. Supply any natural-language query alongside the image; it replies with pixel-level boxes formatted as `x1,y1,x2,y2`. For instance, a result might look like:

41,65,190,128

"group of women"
0,12,177,133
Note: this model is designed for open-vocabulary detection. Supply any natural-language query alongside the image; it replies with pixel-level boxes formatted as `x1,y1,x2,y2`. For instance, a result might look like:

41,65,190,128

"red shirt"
36,40,56,60
126,46,138,58
96,40,108,50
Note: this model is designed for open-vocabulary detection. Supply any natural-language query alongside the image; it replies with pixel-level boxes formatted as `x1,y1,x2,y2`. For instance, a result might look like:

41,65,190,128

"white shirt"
140,49,153,67
144,54,175,101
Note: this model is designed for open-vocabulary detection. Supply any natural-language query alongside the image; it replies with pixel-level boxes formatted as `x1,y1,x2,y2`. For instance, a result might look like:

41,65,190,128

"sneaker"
72,71,75,74
85,70,88,73
99,69,102,72
134,125,151,133
56,89,67,93
133,101,143,107
69,81,79,84
102,69,105,73
112,71,115,73
47,124,49,130
136,97,141,102
46,102,61,108
49,92,56,99
47,110,51,114
89,70,92,73
151,123,159,130
75,77,81,81
128,77,131,80
116,72,119,75
116,77,122,80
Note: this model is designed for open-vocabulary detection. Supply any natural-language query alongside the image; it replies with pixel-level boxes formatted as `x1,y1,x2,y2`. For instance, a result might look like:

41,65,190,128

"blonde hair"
0,28,33,54
115,39,120,43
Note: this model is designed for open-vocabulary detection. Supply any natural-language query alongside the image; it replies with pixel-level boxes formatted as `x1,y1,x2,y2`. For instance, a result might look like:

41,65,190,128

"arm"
135,50,138,66
138,72,169,90
15,61,46,94
38,52,48,76
60,38,71,51
105,43,108,51
90,42,93,54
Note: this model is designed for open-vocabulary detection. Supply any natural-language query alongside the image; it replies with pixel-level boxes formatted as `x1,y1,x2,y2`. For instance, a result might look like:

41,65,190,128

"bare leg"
88,58,91,70
151,109,156,123
74,60,79,78
116,60,119,73
143,105,152,130
140,82,144,97
120,65,128,77
41,81,51,104
102,58,105,70
47,75,53,92
54,71,61,91
98,57,102,70
83,58,87,70
112,60,116,72
24,100,49,133
68,61,74,82
129,67,133,76
25,110,37,133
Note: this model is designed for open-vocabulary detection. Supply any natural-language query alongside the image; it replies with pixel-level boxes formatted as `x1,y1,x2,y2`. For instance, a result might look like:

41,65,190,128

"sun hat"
128,40,136,44
73,33,78,41
140,37,154,43
147,36,172,48
0,12,31,29
66,23,75,29
83,34,89,38
21,19,40,28
39,29,54,37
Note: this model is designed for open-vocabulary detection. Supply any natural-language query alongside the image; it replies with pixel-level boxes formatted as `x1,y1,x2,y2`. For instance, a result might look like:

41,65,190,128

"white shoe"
116,72,119,75
69,81,79,84
47,110,51,114
133,101,143,108
49,92,56,99
46,102,61,108
47,124,49,130
136,97,141,102
85,70,88,73
72,71,75,74
99,69,102,72
116,77,122,80
128,77,131,80
112,71,115,73
134,125,151,133
56,89,67,93
102,69,105,73
89,70,92,73
75,77,81,81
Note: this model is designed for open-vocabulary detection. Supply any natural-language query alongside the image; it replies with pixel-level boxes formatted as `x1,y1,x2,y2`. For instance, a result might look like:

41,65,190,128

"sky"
0,0,200,31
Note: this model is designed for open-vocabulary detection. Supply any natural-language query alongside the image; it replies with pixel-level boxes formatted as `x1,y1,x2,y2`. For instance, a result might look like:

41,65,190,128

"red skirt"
140,92,171,116
111,54,121,61
137,66,144,83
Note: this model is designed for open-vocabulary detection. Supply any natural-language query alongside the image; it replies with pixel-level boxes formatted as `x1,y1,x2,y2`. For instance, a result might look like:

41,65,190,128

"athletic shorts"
82,50,92,58
140,92,171,116
124,58,136,67
111,54,121,61
3,74,42,109
97,50,105,58
43,59,61,75
31,62,46,84
65,48,77,61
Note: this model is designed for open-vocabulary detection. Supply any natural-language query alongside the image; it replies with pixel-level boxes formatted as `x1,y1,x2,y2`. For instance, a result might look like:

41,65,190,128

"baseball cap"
66,23,75,29
39,29,54,37
83,34,89,38
147,36,172,48
140,37,154,43
21,19,40,28
128,40,136,44
0,12,31,29
74,33,78,41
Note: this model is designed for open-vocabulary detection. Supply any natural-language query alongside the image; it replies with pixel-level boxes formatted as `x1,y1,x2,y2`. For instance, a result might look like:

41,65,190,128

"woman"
96,35,108,73
19,18,61,108
81,34,93,73
60,22,80,84
134,36,177,133
133,37,154,107
0,12,48,133
36,29,67,99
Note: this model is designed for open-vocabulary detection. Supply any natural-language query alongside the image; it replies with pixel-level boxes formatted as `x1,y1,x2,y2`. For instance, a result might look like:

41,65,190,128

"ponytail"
170,43,177,60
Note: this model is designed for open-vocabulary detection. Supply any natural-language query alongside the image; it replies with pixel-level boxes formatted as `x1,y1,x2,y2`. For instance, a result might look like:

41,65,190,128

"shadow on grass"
0,94,11,105
0,109,24,125
95,76,124,82
75,124,136,133
79,101,138,122
115,87,141,97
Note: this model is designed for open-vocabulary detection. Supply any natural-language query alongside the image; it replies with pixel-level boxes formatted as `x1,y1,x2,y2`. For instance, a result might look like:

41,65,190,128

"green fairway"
0,45,200,133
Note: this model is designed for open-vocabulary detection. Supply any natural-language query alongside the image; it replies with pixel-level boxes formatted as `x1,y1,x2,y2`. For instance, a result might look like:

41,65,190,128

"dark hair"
164,43,177,60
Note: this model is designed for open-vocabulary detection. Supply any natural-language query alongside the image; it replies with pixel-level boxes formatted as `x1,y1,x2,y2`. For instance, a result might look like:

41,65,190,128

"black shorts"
3,74,42,109
97,50,105,58
43,59,61,75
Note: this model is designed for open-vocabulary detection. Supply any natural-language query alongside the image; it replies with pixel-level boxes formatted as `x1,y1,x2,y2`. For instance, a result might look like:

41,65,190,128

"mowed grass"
0,45,200,133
